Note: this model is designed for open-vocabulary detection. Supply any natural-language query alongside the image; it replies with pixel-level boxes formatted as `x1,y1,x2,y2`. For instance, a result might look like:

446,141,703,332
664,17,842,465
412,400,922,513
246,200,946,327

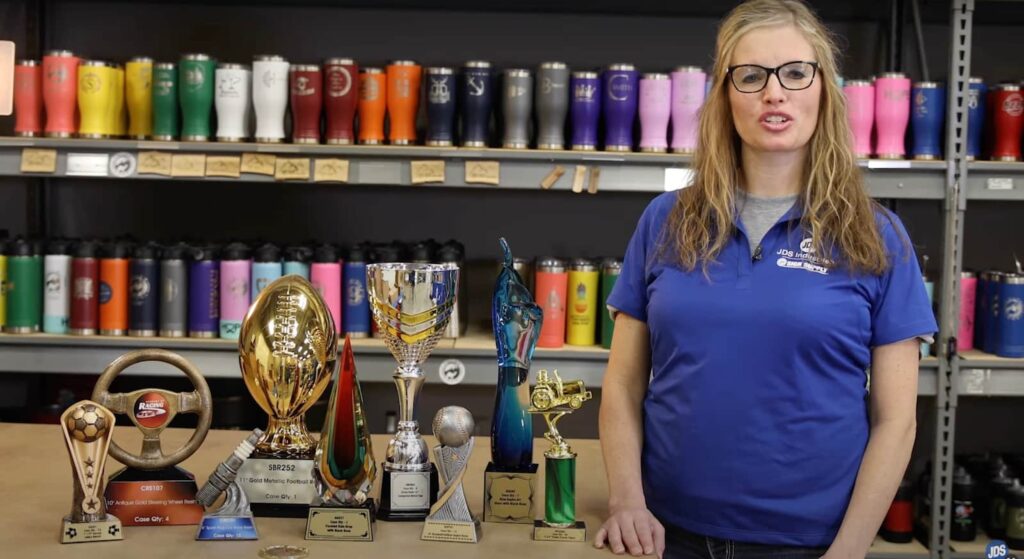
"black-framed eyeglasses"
726,61,819,93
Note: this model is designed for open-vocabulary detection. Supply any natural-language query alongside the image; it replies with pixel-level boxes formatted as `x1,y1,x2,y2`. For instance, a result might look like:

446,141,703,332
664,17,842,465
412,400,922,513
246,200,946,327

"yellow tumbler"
77,60,115,138
126,57,153,139
566,258,599,346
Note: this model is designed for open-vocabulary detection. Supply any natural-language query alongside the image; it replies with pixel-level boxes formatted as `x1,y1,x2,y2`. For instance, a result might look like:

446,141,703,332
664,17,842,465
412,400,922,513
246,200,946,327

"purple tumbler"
188,245,220,338
570,71,600,150
671,66,706,154
639,73,671,152
218,242,251,340
603,63,639,151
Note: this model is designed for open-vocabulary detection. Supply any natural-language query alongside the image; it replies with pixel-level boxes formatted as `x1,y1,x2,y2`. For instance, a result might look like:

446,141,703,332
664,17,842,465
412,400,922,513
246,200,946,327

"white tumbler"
215,63,251,142
252,55,289,143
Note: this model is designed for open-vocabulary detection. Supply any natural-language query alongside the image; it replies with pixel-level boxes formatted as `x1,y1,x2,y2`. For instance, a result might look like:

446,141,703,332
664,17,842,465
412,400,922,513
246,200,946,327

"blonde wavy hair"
666,0,890,275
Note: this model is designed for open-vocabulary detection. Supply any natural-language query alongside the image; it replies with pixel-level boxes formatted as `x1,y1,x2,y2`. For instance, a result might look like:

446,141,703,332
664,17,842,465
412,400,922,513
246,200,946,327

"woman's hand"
594,500,665,558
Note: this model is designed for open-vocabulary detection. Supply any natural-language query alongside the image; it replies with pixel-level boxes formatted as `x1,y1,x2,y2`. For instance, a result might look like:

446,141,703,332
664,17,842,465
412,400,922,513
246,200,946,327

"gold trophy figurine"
60,400,123,544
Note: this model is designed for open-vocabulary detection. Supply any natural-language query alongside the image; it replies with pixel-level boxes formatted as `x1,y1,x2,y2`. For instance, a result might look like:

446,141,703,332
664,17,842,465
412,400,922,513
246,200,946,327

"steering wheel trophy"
92,348,212,526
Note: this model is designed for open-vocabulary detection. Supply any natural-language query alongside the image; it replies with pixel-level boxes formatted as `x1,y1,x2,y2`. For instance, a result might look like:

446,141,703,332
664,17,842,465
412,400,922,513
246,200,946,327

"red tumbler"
290,64,322,144
991,83,1023,161
324,58,358,145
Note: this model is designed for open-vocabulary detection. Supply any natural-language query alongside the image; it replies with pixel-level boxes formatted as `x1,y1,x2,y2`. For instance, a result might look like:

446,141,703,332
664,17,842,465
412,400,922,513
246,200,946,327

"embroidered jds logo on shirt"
776,237,831,275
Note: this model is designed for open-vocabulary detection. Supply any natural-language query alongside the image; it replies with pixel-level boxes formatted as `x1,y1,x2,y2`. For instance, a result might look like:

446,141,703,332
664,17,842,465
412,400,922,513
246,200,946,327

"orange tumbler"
358,67,386,144
42,50,80,137
98,243,130,336
386,60,422,144
14,60,43,136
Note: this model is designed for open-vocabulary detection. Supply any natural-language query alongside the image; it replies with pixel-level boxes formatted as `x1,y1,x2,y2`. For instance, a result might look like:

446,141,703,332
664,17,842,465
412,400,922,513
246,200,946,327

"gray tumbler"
536,61,570,150
159,242,189,337
503,69,533,149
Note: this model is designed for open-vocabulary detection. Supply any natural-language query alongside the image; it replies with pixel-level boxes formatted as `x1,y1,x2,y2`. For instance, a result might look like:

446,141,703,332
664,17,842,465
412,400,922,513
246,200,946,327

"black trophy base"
237,453,317,518
533,519,587,542
106,465,204,526
376,465,439,521
305,499,376,541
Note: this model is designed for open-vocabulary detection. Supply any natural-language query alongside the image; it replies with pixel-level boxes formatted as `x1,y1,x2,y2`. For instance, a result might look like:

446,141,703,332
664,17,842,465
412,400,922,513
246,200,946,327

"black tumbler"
129,242,160,337
460,61,493,147
426,67,456,147
951,466,977,542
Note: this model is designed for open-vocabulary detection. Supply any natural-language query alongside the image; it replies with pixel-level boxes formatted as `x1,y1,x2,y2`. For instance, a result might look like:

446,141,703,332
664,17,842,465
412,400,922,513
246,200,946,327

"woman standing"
595,1,937,558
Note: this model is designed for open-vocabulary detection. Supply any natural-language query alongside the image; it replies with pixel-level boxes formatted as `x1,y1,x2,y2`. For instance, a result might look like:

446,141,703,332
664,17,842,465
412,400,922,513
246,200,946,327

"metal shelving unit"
0,137,947,197
965,161,1024,200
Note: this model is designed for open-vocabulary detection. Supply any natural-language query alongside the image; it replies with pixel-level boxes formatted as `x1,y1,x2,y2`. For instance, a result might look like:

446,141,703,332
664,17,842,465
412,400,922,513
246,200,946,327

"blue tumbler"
426,66,456,147
251,242,282,302
602,64,639,151
283,245,311,280
343,244,371,338
570,71,600,150
460,61,493,147
967,77,987,160
975,271,991,352
997,274,1024,357
128,243,160,337
911,82,945,160
921,276,934,357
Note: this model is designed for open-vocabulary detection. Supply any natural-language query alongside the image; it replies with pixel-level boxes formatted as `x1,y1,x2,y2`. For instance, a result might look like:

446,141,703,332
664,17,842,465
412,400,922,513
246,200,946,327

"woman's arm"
825,338,920,559
594,313,663,558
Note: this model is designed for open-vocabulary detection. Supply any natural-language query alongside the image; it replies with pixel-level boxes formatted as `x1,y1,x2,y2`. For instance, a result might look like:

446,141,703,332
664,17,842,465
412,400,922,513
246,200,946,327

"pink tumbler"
874,72,911,159
218,244,251,340
844,79,874,158
639,73,671,153
670,66,706,154
311,244,342,334
959,271,977,351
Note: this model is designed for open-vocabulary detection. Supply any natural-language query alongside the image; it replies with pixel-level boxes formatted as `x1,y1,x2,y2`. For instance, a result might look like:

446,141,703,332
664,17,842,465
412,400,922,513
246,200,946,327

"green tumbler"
178,54,215,141
545,454,577,527
1007,482,1024,550
600,258,621,349
4,239,42,333
151,62,179,140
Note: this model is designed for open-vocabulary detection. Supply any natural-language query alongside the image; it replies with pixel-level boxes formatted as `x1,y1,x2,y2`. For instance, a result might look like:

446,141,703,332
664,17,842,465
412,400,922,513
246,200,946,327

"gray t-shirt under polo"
736,189,799,256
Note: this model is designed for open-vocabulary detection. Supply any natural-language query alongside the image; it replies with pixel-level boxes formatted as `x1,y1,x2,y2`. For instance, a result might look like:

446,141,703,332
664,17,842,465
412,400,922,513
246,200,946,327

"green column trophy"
92,349,213,526
486,238,542,523
60,400,123,544
305,336,378,542
528,369,592,541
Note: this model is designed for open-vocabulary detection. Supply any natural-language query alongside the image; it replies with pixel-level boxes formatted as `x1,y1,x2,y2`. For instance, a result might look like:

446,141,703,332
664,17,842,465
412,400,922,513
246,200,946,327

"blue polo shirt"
607,191,937,547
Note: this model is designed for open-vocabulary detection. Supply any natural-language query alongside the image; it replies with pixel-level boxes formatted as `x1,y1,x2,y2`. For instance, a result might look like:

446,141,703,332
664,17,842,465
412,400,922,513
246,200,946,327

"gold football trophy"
60,400,123,544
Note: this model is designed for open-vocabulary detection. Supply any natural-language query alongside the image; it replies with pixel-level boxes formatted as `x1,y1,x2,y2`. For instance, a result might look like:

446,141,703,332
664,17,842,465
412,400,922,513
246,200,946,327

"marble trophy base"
483,462,537,524
105,465,204,526
236,454,318,518
305,499,375,541
421,515,482,543
533,519,587,542
61,514,123,544
376,464,439,521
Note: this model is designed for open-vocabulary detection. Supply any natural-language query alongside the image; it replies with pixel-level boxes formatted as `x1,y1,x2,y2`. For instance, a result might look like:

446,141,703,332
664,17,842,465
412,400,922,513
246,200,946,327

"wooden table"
1,422,615,558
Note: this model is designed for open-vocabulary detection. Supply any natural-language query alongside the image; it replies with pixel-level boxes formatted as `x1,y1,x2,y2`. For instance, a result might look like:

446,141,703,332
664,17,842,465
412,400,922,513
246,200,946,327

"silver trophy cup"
366,262,459,520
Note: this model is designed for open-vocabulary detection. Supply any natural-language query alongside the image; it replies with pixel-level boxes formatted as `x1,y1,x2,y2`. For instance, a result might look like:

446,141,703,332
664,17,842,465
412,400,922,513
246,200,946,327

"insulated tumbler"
129,243,159,337
252,55,290,143
570,71,600,150
4,240,42,333
311,244,342,334
42,50,79,138
966,78,986,160
638,73,671,153
251,243,282,302
502,68,533,149
215,63,252,142
601,258,622,349
282,245,311,280
188,245,220,338
844,79,874,158
14,60,43,136
536,257,568,348
874,72,911,159
460,61,493,148
43,240,71,334
324,58,358,145
603,64,639,151
219,242,251,340
959,272,977,352
77,61,115,138
125,56,154,139
439,241,466,338
342,245,371,338
358,68,386,144
911,82,945,160
536,62,570,150
69,240,99,335
0,243,6,330
98,241,130,336
567,259,599,346
290,64,323,143
670,66,706,154
179,53,216,141
992,83,1024,161
386,60,421,145
160,243,189,338
151,63,179,140
426,66,456,146
998,274,1024,358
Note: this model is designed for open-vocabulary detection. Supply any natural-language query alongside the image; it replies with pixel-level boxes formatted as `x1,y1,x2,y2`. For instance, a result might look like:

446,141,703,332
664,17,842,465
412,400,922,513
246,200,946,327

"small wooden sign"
137,151,172,176
465,160,499,185
241,152,276,176
540,165,565,190
313,159,349,183
571,165,587,193
205,155,241,178
411,160,445,185
20,148,57,173
170,154,206,177
275,157,311,181
587,167,601,194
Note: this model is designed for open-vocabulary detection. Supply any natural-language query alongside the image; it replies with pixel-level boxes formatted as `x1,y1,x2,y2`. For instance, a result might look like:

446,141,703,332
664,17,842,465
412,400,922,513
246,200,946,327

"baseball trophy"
306,336,377,541
60,400,123,544
195,429,263,540
366,262,460,520
484,238,541,524
529,370,592,541
237,275,335,517
421,406,482,543
91,349,212,526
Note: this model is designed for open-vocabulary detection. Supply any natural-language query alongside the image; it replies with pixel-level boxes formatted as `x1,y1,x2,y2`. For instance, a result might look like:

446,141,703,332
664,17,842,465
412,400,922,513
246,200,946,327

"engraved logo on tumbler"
883,89,908,102
968,90,980,110
396,78,411,98
574,283,588,313
361,78,379,101
293,76,315,96
508,84,527,98
75,278,94,300
1003,93,1024,117
541,77,564,94
99,282,112,304
1006,298,1024,321
468,76,486,96
131,275,150,301
81,72,102,93
47,66,68,83
574,83,596,101
255,277,270,293
218,75,241,98
327,67,352,98
156,80,174,96
546,290,563,313
347,279,365,305
914,91,928,117
133,392,170,429
429,78,450,104
186,67,206,91
163,278,178,303
261,70,282,88
608,74,632,101
230,278,249,297
46,272,61,294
